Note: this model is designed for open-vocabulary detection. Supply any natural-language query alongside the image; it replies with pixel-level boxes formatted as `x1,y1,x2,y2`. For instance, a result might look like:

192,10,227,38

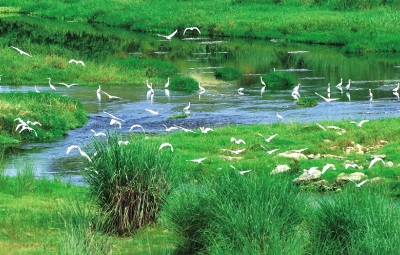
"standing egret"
10,46,32,57
129,124,145,133
91,129,106,136
345,79,351,90
69,59,85,66
336,78,343,88
276,113,283,121
258,133,278,143
198,83,206,91
261,86,266,96
165,77,170,88
394,92,399,101
369,89,373,103
183,27,201,35
350,120,369,127
157,29,178,40
346,92,351,102
97,85,101,100
260,76,266,87
159,143,173,152
183,102,190,112
110,119,122,129
327,83,330,94
165,89,170,97
47,78,56,91
291,91,299,100
66,145,92,162
393,83,399,92
35,86,40,93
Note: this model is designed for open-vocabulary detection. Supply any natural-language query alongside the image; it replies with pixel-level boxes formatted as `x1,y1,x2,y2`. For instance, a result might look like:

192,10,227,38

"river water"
1,15,400,184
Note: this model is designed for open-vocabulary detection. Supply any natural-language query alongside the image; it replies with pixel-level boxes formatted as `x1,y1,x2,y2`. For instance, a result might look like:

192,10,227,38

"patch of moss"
214,67,243,81
297,97,318,107
262,72,295,90
169,77,198,92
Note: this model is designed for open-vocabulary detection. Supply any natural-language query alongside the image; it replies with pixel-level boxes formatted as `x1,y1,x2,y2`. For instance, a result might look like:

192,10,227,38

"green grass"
0,92,87,144
214,67,243,81
167,113,188,120
168,77,198,92
297,97,318,107
262,71,295,90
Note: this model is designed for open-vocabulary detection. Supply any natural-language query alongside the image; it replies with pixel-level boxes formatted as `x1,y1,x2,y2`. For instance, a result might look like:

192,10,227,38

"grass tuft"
168,77,198,92
262,71,295,90
214,67,243,80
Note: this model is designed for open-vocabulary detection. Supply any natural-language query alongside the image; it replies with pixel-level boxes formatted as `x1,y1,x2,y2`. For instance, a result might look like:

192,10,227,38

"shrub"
169,77,198,92
297,97,318,107
262,71,295,90
214,67,243,80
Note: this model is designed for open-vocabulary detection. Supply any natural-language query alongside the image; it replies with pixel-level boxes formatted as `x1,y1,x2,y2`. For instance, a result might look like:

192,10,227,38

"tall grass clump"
168,77,198,92
112,58,177,78
13,160,36,197
309,186,400,254
296,97,318,107
214,67,243,80
262,71,295,90
84,133,173,235
163,173,308,254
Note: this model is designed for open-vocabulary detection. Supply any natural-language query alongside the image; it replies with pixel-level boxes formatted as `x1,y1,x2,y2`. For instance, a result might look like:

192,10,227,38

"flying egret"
118,140,130,146
183,102,191,112
91,129,106,136
276,113,283,121
336,78,343,88
345,164,360,169
303,166,319,175
59,82,78,88
345,79,351,90
27,120,42,126
221,148,246,155
349,179,369,188
103,111,125,122
321,164,336,174
110,119,122,129
19,125,37,137
165,77,170,88
260,76,266,87
102,90,121,99
97,85,101,100
291,148,308,153
229,165,252,175
368,157,385,169
258,133,278,143
146,109,162,116
159,143,173,152
186,157,207,163
315,92,339,103
47,78,56,91
260,145,279,154
66,145,92,162
369,89,373,103
163,124,179,132
183,27,201,35
238,88,244,92
350,120,369,127
35,86,40,93
316,123,327,131
326,126,346,132
69,59,85,66
393,83,399,92
230,137,245,145
129,124,145,133
15,123,27,132
174,125,197,133
200,127,213,134
10,46,32,57
157,29,178,40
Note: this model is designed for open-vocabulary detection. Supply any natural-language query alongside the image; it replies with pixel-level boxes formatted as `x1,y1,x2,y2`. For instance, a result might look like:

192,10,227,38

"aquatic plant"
167,113,188,119
112,57,177,78
297,97,318,107
262,71,295,90
214,67,243,80
168,77,198,92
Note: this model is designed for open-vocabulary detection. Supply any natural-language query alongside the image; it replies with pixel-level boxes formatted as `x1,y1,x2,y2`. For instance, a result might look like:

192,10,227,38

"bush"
214,67,243,80
262,71,295,90
84,133,174,235
169,77,198,92
296,97,318,107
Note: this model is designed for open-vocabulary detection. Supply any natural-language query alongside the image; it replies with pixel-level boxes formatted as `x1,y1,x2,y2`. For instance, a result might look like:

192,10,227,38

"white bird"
321,164,336,174
260,145,279,154
369,89,373,103
345,79,351,90
200,127,213,134
326,126,346,131
303,166,319,175
346,92,351,102
327,83,330,94
368,157,385,169
157,29,178,40
276,113,283,121
19,125,37,137
91,129,106,137
229,165,252,175
258,133,278,143
394,92,399,101
118,140,130,146
102,90,121,99
146,80,152,90
350,120,369,127
69,59,85,66
47,78,56,91
165,89,170,97
110,119,122,129
337,86,343,94
183,27,201,35
15,123,27,132
221,148,246,155
186,157,207,163
162,124,179,132
27,120,42,126
97,85,101,100
238,88,244,92
198,83,206,91
174,125,197,133
146,109,161,116
393,83,399,92
291,148,308,153
349,179,369,188
345,163,360,169
10,46,32,57
103,111,125,122
316,123,327,131
260,76,266,87
129,124,145,133
291,91,299,100
230,137,245,145
165,77,170,88
261,86,266,96
183,102,191,112
315,92,339,103
59,82,78,88
159,143,173,152
336,78,343,88
66,145,92,162
35,86,40,93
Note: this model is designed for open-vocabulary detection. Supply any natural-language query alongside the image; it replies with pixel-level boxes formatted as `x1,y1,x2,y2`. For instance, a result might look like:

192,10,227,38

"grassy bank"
1,0,400,53
0,92,87,144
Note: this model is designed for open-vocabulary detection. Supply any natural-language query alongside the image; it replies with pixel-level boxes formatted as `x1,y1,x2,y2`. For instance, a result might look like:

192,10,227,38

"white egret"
10,46,32,57
336,78,343,88
315,92,339,103
345,164,360,169
321,164,336,174
291,148,308,153
258,133,278,143
350,120,369,127
15,123,27,132
35,86,40,93
159,143,173,152
102,90,121,99
369,89,373,103
110,119,122,129
66,145,92,162
303,167,319,175
157,29,178,40
198,83,206,91
238,88,244,92
230,137,245,145
146,109,162,116
165,89,170,97
183,27,201,35
47,78,56,90
118,140,129,146
345,79,351,90
183,102,191,112
129,124,145,133
186,157,207,163
19,125,37,137
326,126,346,131
221,148,246,155
163,124,179,132
349,179,369,188
69,59,85,66
291,91,299,100
368,157,384,169
103,111,125,122
316,123,327,131
337,86,343,94
146,80,152,90
97,85,101,100
346,92,351,102
229,165,251,175
327,83,330,94
260,145,279,154
59,82,78,88
276,113,283,121
200,127,213,134
91,129,106,136
27,120,42,126
261,86,266,96
393,83,399,92
260,76,266,87
174,125,197,133
165,77,170,88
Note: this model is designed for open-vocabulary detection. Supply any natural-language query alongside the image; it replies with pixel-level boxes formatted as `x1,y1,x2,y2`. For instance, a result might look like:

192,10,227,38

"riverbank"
1,0,400,53
0,92,87,144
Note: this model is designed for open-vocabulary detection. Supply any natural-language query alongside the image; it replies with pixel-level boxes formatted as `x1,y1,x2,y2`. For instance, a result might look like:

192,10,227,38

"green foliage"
167,113,188,119
262,71,295,90
214,67,243,80
169,77,198,92
297,97,318,107
112,58,177,78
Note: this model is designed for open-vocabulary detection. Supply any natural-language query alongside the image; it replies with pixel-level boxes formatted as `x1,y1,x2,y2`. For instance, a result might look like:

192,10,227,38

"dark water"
1,15,400,184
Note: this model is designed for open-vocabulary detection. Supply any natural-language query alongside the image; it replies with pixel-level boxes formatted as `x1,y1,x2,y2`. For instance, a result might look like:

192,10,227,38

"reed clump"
214,67,243,80
297,97,318,107
262,71,295,90
169,77,198,92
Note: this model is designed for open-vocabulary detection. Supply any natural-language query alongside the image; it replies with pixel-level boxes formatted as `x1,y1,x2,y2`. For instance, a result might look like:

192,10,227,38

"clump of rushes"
296,97,318,107
214,67,243,80
262,71,295,90
84,133,173,235
112,57,177,78
167,113,188,119
168,77,198,92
